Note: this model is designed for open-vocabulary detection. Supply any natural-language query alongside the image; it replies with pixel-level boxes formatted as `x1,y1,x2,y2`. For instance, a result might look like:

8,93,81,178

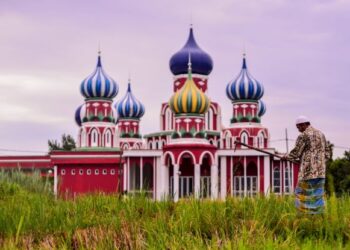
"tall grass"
0,171,349,249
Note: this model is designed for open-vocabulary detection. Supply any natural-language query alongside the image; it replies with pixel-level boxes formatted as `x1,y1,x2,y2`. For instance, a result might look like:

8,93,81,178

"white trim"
123,150,163,157
198,151,215,165
53,165,57,197
168,138,210,145
177,150,197,165
0,159,50,163
51,155,122,159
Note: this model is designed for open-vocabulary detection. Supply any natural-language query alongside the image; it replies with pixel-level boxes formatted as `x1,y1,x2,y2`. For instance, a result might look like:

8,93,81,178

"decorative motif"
169,59,210,115
226,55,264,101
169,27,213,75
80,54,119,99
115,82,145,119
258,100,266,117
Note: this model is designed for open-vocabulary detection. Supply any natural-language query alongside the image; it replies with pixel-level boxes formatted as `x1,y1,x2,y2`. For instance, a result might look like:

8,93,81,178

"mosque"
0,27,298,200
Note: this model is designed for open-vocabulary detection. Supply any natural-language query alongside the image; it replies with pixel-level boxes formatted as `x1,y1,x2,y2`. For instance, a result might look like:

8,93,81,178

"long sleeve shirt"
287,126,331,181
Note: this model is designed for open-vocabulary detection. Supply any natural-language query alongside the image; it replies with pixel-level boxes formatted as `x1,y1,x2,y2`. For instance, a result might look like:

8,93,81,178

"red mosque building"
0,27,298,200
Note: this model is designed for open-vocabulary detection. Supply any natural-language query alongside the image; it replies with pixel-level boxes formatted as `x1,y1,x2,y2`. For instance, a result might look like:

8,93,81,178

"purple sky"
0,0,349,157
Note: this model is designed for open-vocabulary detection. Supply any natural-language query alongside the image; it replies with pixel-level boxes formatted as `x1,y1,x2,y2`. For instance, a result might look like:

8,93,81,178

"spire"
187,53,192,80
242,53,247,69
97,48,102,67
127,81,131,92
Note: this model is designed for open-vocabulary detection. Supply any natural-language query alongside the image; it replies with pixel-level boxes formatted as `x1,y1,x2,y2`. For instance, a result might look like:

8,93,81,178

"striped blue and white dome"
80,54,119,99
226,55,264,101
75,104,86,126
258,100,266,117
115,82,145,119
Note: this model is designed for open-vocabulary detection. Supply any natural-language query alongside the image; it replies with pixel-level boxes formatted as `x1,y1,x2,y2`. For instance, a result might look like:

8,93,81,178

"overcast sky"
0,0,349,158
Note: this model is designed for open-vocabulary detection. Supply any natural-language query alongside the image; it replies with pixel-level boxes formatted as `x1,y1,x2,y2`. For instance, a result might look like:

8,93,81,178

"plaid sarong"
295,178,325,214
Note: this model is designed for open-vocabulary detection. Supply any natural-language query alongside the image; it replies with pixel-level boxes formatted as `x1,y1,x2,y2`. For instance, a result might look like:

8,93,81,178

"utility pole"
285,128,289,153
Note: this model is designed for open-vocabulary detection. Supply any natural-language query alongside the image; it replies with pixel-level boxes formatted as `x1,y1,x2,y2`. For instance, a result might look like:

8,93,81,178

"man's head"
295,115,311,132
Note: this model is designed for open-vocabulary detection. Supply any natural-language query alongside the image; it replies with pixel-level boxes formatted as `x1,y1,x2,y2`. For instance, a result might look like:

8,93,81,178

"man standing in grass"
283,116,331,214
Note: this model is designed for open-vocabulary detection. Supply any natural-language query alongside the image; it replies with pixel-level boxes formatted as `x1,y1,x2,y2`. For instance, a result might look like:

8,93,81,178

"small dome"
115,82,145,119
226,55,264,101
80,54,119,99
169,27,213,75
169,60,210,115
258,100,266,117
75,104,86,126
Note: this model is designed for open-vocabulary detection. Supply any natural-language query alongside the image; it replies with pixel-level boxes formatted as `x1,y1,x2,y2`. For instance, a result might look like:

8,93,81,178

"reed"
0,171,349,249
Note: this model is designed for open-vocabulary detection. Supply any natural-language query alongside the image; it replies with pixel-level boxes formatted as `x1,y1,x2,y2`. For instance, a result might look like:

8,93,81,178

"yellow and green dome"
169,64,210,115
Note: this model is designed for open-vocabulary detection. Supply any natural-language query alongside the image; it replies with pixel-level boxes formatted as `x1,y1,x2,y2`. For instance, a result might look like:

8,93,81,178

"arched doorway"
171,152,195,199
200,154,212,198
143,163,153,197
232,160,258,197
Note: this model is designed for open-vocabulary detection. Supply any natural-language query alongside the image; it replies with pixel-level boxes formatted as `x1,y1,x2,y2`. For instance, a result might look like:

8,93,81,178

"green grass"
0,171,349,249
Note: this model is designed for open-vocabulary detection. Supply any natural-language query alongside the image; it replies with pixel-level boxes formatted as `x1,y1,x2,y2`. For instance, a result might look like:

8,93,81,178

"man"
283,116,331,214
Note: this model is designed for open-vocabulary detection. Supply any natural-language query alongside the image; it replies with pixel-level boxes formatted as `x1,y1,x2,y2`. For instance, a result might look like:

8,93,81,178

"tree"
326,150,350,195
48,134,76,152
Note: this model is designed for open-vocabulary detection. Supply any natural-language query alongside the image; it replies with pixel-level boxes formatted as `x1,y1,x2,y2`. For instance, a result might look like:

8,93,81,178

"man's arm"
287,134,307,161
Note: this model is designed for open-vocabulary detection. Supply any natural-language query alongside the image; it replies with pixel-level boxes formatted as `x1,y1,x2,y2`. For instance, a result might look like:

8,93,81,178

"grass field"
0,171,349,249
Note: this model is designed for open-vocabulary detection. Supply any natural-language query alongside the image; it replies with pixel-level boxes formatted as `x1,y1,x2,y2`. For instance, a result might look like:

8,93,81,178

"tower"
75,52,119,148
224,54,268,149
115,80,145,150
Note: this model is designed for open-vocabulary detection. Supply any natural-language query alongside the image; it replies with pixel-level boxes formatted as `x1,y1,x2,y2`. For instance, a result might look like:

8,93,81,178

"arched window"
273,167,281,193
104,129,112,147
205,108,213,130
225,132,231,149
257,132,264,148
241,132,248,144
284,166,291,193
148,141,153,150
91,129,99,147
166,108,173,130
81,130,86,147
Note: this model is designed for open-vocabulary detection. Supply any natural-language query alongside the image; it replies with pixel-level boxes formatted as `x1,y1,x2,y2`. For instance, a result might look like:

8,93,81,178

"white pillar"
264,156,270,195
123,162,127,192
211,164,218,199
257,156,260,195
173,164,179,202
220,157,227,200
244,156,247,197
127,157,130,191
140,158,143,190
194,164,201,199
53,165,58,197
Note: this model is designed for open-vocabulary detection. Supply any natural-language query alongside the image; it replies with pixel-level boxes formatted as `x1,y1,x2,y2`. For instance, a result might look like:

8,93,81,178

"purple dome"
169,27,213,76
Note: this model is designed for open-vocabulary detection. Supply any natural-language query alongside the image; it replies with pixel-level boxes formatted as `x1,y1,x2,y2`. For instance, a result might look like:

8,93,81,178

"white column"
220,157,227,200
244,156,247,197
123,162,127,192
194,164,201,198
264,156,270,195
211,164,218,199
140,157,143,190
53,165,58,197
127,157,130,191
257,156,260,195
173,164,179,202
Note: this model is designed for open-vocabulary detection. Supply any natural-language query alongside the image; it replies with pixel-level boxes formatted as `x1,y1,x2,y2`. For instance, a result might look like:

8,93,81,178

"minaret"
115,79,145,149
169,55,211,138
169,26,213,93
226,54,265,124
75,51,119,148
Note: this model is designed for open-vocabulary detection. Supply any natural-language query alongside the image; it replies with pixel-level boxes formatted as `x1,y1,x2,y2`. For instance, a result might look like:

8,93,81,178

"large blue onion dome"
226,55,264,101
115,82,145,119
80,53,119,99
169,60,210,115
75,103,86,126
169,27,213,76
258,100,266,117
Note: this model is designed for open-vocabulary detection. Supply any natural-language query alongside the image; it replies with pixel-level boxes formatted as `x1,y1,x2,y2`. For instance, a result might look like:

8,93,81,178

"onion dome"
169,27,213,75
75,104,86,126
115,81,145,119
80,53,119,99
169,59,210,115
258,100,266,117
226,55,264,101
